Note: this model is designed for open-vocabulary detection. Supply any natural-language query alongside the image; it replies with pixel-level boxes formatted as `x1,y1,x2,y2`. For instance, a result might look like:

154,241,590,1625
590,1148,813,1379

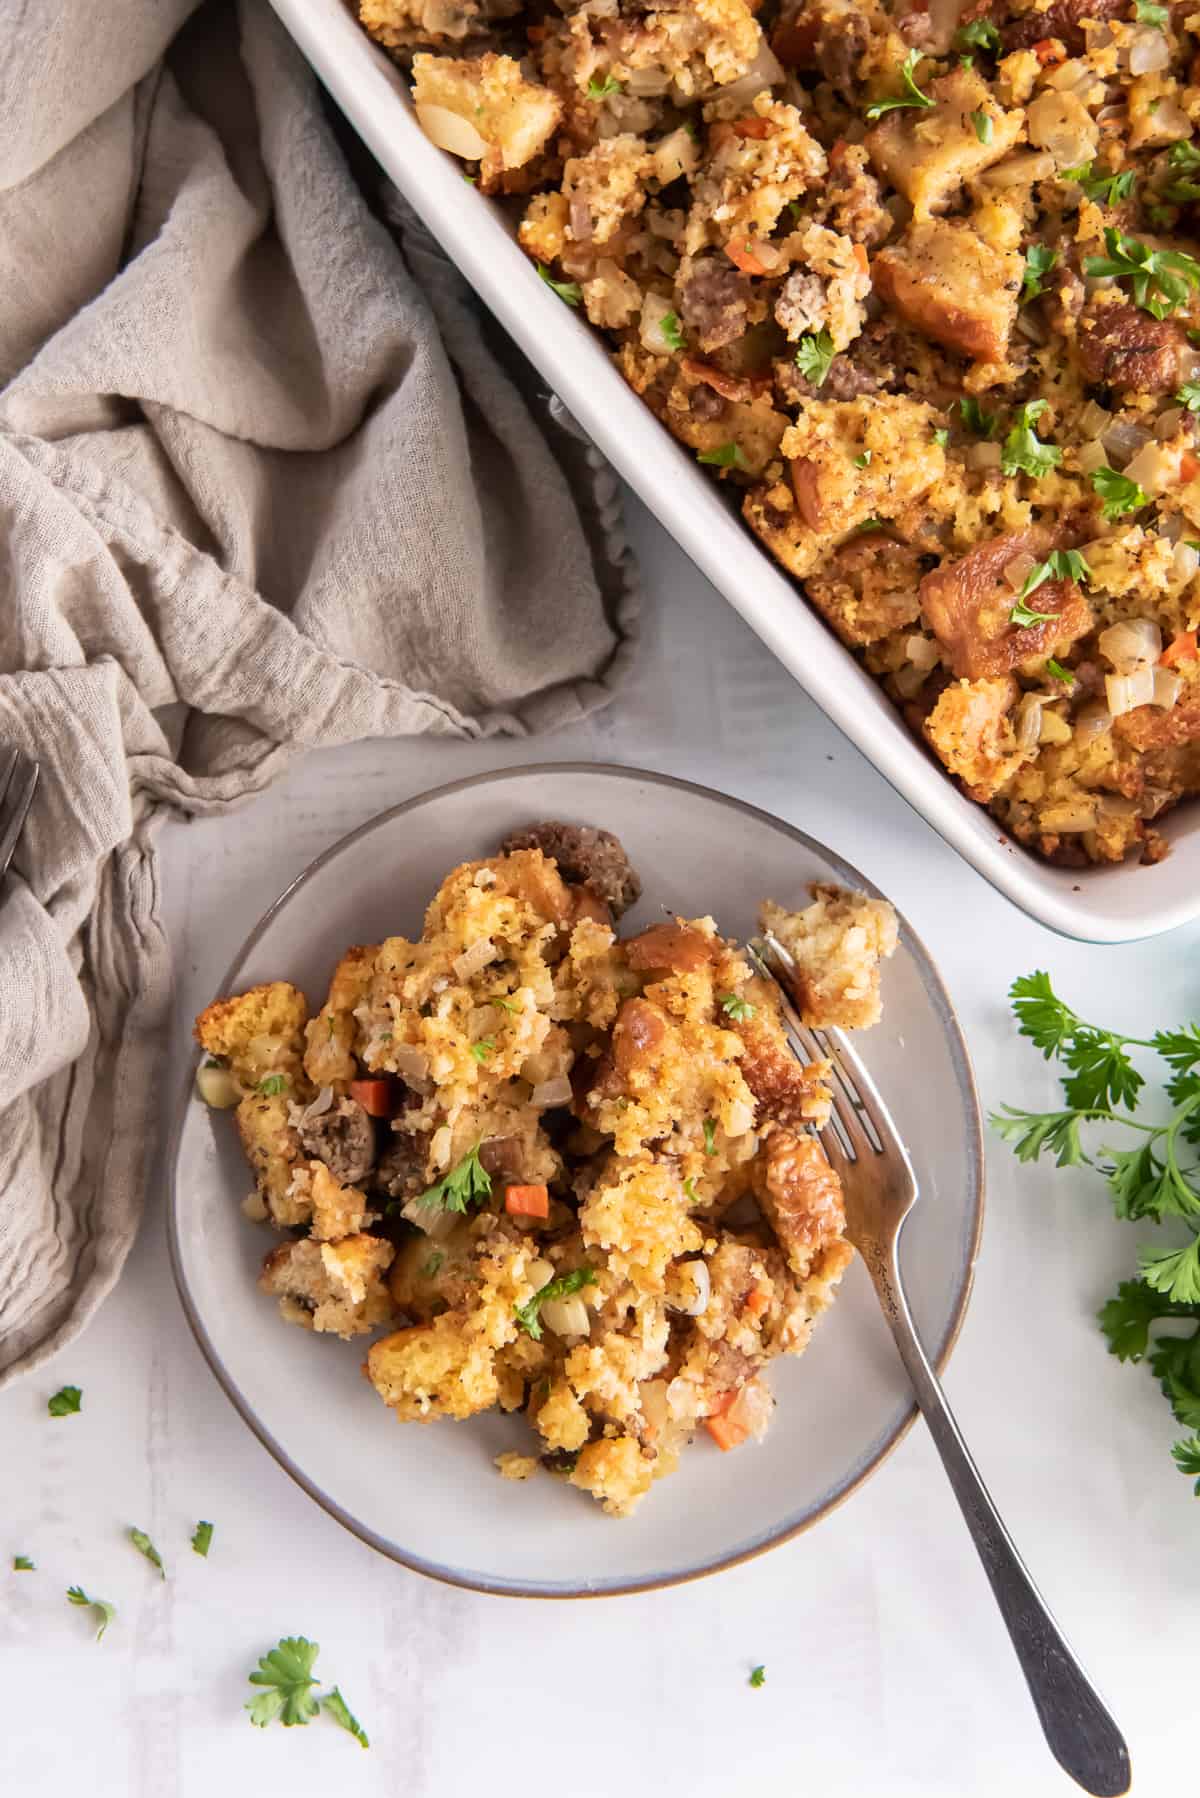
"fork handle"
866,1243,1131,1798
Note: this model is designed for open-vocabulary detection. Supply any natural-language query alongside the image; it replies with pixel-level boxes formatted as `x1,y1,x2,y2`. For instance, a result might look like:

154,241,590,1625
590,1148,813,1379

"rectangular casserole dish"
270,0,1200,943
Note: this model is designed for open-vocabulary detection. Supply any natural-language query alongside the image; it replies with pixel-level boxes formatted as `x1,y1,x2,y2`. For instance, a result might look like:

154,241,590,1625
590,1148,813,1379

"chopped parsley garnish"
1063,163,1136,206
13,1556,34,1571
853,450,872,468
414,1141,492,1214
719,992,755,1020
683,1177,699,1201
1009,597,1062,628
128,1527,166,1579
470,1037,495,1064
1090,466,1147,519
1170,141,1200,173
1010,548,1090,623
1020,244,1057,304
492,994,520,1013
1083,227,1200,320
1001,399,1062,479
1176,381,1200,411
1135,0,1168,23
420,1252,445,1279
257,1074,288,1096
703,1117,717,1155
698,442,748,470
971,110,993,146
992,972,1200,1492
856,517,886,533
659,310,686,351
794,328,836,387
192,1521,214,1558
513,1267,597,1341
933,427,949,448
47,1386,81,1417
864,50,933,120
954,17,1000,51
67,1586,115,1641
959,396,997,438
322,1689,370,1750
586,74,622,98
749,1665,767,1688
536,263,582,307
1043,658,1075,686
246,1637,370,1740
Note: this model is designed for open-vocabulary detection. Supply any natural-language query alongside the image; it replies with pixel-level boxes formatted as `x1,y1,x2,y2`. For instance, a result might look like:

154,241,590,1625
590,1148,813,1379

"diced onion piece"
640,1378,670,1438
1077,440,1108,474
531,1074,573,1108
415,102,490,161
526,1258,555,1291
925,0,970,51
1015,693,1044,750
725,1098,755,1137
904,633,941,671
541,1295,591,1338
1079,400,1112,440
892,663,928,698
1026,90,1098,168
1156,406,1187,442
1015,310,1048,344
627,66,671,95
1153,667,1183,708
1129,27,1170,74
1097,793,1141,818
299,1085,335,1124
392,1042,431,1085
726,1378,774,1442
1076,700,1114,741
1172,540,1200,582
1105,666,1156,715
1123,439,1179,497
968,440,1002,471
1004,551,1038,592
702,39,784,106
453,937,498,981
1151,97,1192,139
667,1259,711,1318
196,1062,241,1109
1039,708,1073,745
639,291,676,355
1102,419,1151,466
1099,617,1162,671
652,126,699,187
1040,799,1099,832
399,1196,459,1240
980,151,1056,188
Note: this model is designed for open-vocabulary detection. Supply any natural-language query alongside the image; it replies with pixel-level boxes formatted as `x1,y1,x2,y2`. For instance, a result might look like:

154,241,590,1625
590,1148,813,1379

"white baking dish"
270,0,1199,943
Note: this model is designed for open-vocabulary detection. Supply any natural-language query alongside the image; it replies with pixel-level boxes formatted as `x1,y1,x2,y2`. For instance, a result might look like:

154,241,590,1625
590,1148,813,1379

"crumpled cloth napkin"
0,0,637,1383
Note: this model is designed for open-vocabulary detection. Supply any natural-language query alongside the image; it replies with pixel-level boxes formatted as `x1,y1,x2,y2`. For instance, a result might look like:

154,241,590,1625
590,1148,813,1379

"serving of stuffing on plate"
194,823,896,1516
360,0,1200,870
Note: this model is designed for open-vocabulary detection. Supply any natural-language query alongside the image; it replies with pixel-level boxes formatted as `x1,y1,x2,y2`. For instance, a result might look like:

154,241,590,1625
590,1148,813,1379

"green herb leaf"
1172,1433,1200,1492
749,1665,767,1688
257,1074,288,1096
47,1385,81,1417
864,49,934,120
1176,382,1200,412
420,1252,445,1279
492,995,520,1013
414,1141,492,1215
1099,1279,1186,1360
191,1521,214,1558
988,1105,1088,1168
1140,1237,1200,1304
954,17,1000,51
1014,549,1090,616
128,1526,166,1579
586,74,622,98
933,427,949,448
854,450,872,468
698,441,749,470
972,109,994,145
1083,226,1200,320
321,1687,370,1749
959,396,997,438
719,992,755,1021
67,1586,115,1641
794,329,836,387
1135,0,1168,23
659,310,686,351
683,1177,699,1201
703,1117,717,1156
513,1267,597,1341
1001,399,1062,479
470,1037,495,1064
13,1556,34,1571
536,263,583,307
1044,658,1074,685
1020,244,1057,304
1007,971,1142,1110
856,517,886,534
1063,163,1136,206
1090,465,1148,519
246,1637,322,1729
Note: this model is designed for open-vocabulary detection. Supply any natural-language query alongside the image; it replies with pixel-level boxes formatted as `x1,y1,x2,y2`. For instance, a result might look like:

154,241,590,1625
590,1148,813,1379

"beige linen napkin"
0,0,637,1381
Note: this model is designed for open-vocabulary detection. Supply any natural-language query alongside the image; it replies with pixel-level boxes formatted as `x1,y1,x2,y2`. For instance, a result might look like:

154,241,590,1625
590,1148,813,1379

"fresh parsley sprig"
1083,227,1200,321
537,264,582,307
1020,244,1057,304
513,1267,596,1340
67,1586,116,1641
1001,400,1062,480
1090,466,1147,519
864,50,934,121
992,972,1200,1490
413,1141,492,1215
795,329,836,386
246,1637,369,1747
1063,163,1136,207
1009,549,1089,626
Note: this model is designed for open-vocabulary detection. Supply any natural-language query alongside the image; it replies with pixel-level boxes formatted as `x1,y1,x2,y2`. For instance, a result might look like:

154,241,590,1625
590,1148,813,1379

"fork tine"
0,753,38,885
0,747,18,814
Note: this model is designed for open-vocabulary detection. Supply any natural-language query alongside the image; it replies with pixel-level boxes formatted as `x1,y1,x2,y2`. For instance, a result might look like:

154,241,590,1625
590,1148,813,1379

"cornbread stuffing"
195,823,896,1516
361,0,1200,868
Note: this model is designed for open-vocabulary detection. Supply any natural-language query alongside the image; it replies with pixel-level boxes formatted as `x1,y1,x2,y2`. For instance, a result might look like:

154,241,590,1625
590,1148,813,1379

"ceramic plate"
168,764,984,1597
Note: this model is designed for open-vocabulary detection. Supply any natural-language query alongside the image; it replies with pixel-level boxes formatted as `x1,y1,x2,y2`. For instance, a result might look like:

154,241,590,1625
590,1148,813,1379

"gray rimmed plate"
168,764,984,1597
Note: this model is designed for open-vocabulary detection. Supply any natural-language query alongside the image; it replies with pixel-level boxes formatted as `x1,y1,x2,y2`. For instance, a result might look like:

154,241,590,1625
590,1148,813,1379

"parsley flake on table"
1001,400,1062,479
586,74,621,98
698,442,748,470
1083,227,1200,320
1020,244,1057,304
413,1141,492,1215
1177,381,1200,412
536,263,582,307
795,328,835,387
954,17,1000,51
719,992,755,1021
703,1117,717,1155
322,1688,370,1750
191,1520,214,1558
13,1556,34,1572
1090,466,1147,519
67,1586,115,1641
513,1267,596,1341
864,50,933,120
749,1665,766,1688
47,1385,81,1417
991,972,1200,1492
959,396,997,438
659,309,685,351
246,1637,321,1728
256,1074,288,1096
128,1526,166,1579
971,110,994,145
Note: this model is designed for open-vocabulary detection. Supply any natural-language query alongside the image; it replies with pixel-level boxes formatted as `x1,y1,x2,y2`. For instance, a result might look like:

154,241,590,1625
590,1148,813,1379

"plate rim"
167,760,986,1598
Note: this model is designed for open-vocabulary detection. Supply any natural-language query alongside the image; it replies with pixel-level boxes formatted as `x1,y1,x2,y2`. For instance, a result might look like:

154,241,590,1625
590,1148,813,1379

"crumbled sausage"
298,1096,376,1186
676,255,752,353
774,269,828,341
1076,299,1186,395
373,1131,430,1202
1004,0,1124,55
804,536,925,646
499,820,641,915
753,1129,846,1279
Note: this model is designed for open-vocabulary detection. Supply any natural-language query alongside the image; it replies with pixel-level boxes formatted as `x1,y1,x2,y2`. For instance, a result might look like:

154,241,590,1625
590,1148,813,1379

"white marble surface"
1,494,1192,1798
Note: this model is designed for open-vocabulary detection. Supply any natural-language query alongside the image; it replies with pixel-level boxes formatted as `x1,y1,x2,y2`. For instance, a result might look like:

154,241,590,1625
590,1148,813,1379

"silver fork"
750,932,1131,1798
0,748,39,890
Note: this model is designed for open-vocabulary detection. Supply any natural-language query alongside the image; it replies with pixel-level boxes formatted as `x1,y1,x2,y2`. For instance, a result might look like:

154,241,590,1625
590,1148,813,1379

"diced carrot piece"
851,242,869,276
744,1287,770,1320
1033,37,1065,64
732,116,771,139
706,1411,750,1452
505,1183,550,1218
725,239,770,277
1181,451,1199,482
349,1078,398,1117
1162,630,1198,668
526,22,545,39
